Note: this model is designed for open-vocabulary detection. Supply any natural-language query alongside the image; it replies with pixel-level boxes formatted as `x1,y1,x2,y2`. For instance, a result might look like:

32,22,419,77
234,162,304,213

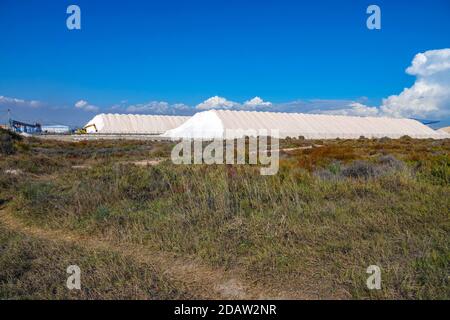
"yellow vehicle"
75,124,97,134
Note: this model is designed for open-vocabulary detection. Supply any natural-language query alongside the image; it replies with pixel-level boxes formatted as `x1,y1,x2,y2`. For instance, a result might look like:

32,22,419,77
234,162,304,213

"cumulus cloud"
194,96,375,115
314,48,450,120
195,96,274,111
74,100,87,108
124,101,192,115
0,95,42,108
320,102,380,117
243,96,272,109
196,96,239,110
380,48,450,118
249,98,379,116
75,100,99,112
0,95,96,127
126,101,170,113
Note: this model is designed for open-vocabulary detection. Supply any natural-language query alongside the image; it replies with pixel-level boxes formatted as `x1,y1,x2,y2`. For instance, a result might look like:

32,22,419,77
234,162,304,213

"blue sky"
0,0,449,127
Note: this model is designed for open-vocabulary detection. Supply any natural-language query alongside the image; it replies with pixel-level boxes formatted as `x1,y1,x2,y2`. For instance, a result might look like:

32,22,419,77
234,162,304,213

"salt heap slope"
164,110,448,139
438,126,450,134
84,114,190,134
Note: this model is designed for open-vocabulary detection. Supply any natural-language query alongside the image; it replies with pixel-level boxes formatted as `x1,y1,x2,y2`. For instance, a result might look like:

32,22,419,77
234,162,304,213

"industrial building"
163,110,449,139
83,113,190,135
9,119,42,134
42,125,71,134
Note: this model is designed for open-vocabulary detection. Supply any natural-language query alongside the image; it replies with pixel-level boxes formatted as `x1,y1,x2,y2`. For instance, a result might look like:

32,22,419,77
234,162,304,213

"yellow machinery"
75,123,97,134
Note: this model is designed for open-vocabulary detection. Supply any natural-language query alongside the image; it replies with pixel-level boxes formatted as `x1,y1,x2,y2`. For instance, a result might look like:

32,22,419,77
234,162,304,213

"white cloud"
405,49,450,77
74,100,99,112
265,98,372,115
126,101,169,113
196,96,239,110
196,96,273,111
243,96,272,108
172,103,191,111
380,48,450,118
74,100,87,108
0,95,95,127
310,48,450,120
125,101,192,115
194,96,374,115
320,102,380,117
0,95,41,108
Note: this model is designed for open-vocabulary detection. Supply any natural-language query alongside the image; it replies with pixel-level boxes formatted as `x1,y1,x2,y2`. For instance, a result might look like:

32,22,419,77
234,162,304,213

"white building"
42,125,71,134
163,110,448,139
84,114,190,135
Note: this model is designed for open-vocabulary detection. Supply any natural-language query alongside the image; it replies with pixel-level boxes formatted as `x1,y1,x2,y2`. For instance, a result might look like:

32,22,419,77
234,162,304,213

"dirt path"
0,208,310,300
280,144,323,152
71,159,163,170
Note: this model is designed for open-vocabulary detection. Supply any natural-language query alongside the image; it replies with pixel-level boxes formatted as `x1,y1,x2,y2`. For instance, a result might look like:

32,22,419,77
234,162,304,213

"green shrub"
18,182,63,217
428,155,450,185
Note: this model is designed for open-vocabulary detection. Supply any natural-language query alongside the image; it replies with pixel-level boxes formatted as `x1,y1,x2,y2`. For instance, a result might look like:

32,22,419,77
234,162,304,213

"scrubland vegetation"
1,129,449,299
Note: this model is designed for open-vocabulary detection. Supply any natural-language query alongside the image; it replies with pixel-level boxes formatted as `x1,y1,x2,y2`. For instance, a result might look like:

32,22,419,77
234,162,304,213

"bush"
0,134,15,155
313,168,338,181
0,128,22,140
0,129,23,155
18,182,63,217
427,155,450,186
341,160,382,179
378,154,405,171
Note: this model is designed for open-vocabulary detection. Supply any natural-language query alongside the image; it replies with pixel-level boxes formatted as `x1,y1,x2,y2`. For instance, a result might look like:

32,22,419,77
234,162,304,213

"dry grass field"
1,128,449,299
